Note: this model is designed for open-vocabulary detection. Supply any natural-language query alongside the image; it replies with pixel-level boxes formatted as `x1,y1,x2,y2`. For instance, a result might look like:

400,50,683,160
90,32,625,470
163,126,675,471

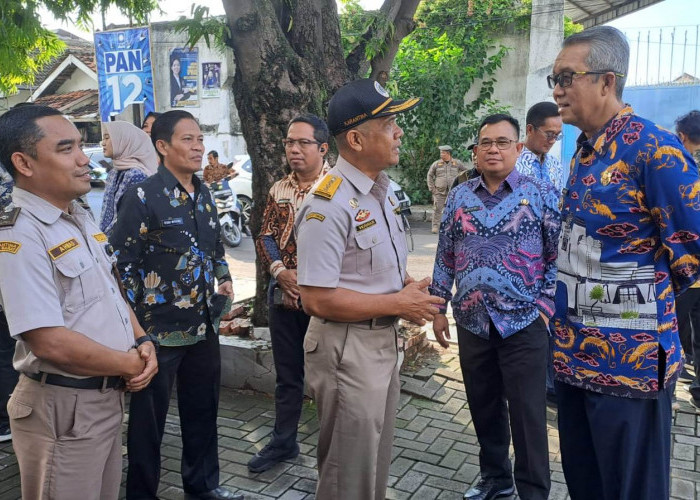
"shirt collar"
12,187,86,224
335,156,385,196
288,161,331,190
519,145,546,165
577,104,634,156
157,164,202,192
471,168,522,193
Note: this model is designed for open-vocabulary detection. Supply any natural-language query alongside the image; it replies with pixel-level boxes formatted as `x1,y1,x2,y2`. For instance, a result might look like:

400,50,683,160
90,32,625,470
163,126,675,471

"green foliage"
564,16,583,38
620,311,640,319
589,285,605,301
391,0,530,204
0,0,158,95
338,0,393,61
174,4,231,51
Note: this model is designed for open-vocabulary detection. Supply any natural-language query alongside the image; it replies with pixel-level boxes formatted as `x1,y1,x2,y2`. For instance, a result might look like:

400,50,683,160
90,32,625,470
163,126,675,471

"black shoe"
679,367,694,383
184,486,243,500
464,477,515,500
0,425,11,443
247,442,300,473
690,396,700,412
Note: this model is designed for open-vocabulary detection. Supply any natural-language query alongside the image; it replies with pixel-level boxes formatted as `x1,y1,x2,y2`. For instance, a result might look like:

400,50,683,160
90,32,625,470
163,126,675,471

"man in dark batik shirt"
111,111,242,500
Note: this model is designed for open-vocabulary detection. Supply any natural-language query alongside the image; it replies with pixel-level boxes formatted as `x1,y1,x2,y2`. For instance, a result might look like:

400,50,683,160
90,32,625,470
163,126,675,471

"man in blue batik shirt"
515,101,565,193
430,114,561,500
550,26,700,500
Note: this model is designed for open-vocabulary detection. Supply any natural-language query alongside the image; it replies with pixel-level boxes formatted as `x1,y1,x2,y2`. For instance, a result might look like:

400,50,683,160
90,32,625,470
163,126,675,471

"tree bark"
223,0,419,326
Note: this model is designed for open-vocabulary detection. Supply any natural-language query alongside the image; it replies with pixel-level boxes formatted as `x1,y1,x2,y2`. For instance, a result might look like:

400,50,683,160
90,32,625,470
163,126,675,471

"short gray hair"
563,25,629,99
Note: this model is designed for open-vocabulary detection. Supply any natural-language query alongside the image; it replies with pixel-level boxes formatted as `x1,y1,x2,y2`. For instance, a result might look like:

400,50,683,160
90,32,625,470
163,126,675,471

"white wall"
150,21,246,166
57,69,97,94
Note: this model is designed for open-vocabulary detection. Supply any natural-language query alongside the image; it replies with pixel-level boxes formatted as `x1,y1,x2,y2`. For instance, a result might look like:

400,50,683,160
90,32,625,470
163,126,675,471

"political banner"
201,62,221,99
95,27,154,122
169,48,199,107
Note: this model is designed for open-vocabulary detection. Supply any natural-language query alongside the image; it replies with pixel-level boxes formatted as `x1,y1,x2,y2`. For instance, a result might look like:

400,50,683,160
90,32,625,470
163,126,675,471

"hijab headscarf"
103,121,158,175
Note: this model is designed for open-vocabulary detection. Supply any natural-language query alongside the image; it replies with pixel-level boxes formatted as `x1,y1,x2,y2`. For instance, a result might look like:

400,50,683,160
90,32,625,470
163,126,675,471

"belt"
25,372,123,390
356,316,398,329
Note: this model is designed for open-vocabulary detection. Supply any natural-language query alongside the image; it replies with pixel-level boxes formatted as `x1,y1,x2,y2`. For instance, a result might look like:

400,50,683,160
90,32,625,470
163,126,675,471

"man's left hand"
218,280,235,300
126,342,158,392
539,311,550,329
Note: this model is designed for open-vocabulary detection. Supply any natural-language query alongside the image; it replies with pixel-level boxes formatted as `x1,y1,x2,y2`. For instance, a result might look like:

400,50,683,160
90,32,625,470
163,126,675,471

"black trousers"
676,287,700,363
556,381,672,500
0,310,17,428
126,335,221,499
457,318,550,500
268,302,311,449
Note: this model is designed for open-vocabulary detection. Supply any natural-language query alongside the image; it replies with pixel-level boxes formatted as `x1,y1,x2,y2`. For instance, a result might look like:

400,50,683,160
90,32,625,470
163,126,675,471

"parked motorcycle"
210,180,243,247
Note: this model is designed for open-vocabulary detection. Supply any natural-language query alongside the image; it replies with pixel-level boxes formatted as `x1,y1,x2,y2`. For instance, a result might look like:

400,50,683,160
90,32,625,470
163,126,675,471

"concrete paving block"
394,470,428,493
410,484,441,499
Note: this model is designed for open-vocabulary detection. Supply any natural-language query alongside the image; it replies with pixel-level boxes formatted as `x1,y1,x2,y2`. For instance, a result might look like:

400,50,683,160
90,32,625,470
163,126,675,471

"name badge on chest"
161,217,184,227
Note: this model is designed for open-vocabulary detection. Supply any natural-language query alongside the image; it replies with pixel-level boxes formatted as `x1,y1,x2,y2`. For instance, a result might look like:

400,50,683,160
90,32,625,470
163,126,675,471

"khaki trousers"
432,192,447,230
8,374,124,500
304,317,400,500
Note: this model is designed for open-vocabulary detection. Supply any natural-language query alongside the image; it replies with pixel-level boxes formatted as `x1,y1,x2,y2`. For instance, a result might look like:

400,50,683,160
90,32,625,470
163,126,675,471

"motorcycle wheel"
221,220,242,247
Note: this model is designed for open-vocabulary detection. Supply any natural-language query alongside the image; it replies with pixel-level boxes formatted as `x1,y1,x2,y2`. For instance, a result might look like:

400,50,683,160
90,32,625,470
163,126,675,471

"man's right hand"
396,276,445,326
432,313,451,348
123,348,147,379
277,269,300,299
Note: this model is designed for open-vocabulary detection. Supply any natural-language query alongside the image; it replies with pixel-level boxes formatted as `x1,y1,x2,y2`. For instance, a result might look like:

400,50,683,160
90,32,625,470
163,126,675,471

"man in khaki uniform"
295,79,445,500
427,145,466,232
0,105,158,500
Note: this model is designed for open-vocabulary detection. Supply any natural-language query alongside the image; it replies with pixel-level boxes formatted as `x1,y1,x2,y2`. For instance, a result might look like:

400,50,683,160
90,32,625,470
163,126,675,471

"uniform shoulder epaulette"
313,174,343,200
0,207,21,229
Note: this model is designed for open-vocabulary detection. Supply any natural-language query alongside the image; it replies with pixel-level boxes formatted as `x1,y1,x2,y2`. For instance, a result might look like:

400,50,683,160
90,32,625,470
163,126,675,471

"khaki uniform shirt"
427,158,466,194
296,156,407,296
0,188,134,377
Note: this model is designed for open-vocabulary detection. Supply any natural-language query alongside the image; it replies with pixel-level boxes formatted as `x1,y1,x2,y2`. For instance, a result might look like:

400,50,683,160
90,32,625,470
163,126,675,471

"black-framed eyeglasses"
477,139,517,150
546,70,626,89
536,128,563,142
282,138,321,148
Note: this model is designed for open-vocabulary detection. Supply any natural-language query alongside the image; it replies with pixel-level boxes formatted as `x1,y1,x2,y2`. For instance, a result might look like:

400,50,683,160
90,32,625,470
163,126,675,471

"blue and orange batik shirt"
552,105,700,399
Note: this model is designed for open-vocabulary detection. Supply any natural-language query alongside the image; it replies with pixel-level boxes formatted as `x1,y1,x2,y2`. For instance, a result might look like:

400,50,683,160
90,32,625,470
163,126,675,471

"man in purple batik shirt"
430,113,561,500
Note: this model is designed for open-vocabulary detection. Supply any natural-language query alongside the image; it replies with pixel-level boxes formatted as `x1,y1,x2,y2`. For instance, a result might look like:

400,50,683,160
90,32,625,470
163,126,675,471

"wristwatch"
134,334,160,353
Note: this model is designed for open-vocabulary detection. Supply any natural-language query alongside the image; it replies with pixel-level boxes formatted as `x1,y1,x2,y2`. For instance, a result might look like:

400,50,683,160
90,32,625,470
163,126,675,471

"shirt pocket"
355,228,395,276
54,248,104,312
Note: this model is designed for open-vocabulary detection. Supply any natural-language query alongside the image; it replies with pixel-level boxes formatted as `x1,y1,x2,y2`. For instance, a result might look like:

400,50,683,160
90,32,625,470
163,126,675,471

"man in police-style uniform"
0,105,158,499
295,79,446,500
427,145,466,233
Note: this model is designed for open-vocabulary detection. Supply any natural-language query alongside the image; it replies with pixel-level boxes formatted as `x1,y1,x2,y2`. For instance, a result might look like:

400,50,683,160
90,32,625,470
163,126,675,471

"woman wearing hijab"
99,120,158,235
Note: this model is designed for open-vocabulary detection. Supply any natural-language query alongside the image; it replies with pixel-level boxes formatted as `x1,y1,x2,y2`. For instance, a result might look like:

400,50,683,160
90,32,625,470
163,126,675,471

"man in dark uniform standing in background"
295,79,445,500
427,145,467,233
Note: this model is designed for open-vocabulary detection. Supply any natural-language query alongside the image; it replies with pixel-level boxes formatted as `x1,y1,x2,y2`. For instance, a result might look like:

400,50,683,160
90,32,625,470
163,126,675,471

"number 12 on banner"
106,74,144,111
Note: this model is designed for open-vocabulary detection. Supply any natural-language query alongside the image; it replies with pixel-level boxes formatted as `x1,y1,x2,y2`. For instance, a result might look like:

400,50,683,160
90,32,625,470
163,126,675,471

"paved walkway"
1,344,699,499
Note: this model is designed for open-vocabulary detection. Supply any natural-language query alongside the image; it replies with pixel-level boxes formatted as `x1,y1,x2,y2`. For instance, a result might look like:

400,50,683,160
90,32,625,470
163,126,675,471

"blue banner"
95,27,154,122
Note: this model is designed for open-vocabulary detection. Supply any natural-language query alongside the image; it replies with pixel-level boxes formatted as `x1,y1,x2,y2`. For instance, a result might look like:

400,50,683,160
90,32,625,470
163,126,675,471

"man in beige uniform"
295,79,446,500
0,105,158,500
426,145,466,233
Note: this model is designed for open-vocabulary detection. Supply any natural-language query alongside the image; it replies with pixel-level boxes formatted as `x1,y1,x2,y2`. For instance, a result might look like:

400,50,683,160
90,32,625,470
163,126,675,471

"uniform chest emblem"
48,238,80,260
355,209,371,222
389,196,396,206
349,198,359,209
92,232,108,243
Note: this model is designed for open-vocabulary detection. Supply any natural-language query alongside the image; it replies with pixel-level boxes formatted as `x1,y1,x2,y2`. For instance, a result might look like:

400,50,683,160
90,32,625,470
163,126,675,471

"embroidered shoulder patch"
0,207,21,229
313,174,343,200
306,212,326,222
0,241,21,254
92,232,108,243
48,238,79,260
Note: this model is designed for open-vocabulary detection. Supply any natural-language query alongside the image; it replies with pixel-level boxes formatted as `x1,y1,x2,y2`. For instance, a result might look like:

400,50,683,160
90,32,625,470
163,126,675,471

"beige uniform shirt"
427,158,466,194
296,156,407,296
0,188,134,376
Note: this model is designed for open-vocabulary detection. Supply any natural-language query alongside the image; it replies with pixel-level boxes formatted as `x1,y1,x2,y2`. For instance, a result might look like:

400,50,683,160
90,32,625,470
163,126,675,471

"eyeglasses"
477,139,517,150
282,138,321,148
536,128,563,142
546,70,626,89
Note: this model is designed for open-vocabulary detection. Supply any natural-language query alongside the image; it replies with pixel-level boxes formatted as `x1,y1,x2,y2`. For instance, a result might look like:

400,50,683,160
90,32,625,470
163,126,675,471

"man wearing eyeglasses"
249,113,329,473
549,26,700,500
515,102,564,193
430,113,560,500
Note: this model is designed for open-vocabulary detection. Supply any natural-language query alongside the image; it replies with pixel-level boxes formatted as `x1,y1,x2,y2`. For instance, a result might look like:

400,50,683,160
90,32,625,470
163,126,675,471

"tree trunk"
223,0,419,326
